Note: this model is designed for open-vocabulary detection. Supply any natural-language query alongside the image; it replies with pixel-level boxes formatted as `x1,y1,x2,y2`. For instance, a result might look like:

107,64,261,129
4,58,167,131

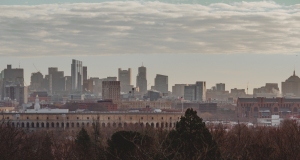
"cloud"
0,1,300,57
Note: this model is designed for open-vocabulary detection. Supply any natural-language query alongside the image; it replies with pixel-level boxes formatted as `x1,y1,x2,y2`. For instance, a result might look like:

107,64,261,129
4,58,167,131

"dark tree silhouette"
75,127,91,159
164,108,221,160
107,131,153,159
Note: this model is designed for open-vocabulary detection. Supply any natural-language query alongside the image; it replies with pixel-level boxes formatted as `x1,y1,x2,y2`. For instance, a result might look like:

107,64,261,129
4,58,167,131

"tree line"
1,109,300,160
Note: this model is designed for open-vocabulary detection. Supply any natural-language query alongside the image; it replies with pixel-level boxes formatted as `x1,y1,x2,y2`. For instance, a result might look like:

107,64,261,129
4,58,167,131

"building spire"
294,70,296,76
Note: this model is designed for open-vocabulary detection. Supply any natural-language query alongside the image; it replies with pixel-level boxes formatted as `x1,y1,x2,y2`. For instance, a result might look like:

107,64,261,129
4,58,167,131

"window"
161,117,163,120
36,117,39,120
77,117,79,120
47,117,49,120
141,117,143,120
108,117,110,120
87,117,89,120
56,117,59,120
119,117,121,120
6,117,9,119
152,117,154,120
130,117,132,120
170,117,172,120
67,117,69,120
27,117,29,120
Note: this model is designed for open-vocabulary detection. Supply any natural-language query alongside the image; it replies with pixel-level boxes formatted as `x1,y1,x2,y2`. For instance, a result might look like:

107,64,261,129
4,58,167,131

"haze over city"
1,0,300,93
2,1,300,159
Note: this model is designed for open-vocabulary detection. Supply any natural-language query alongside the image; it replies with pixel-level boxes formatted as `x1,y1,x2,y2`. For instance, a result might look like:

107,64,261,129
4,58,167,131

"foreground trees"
2,110,300,159
164,108,221,160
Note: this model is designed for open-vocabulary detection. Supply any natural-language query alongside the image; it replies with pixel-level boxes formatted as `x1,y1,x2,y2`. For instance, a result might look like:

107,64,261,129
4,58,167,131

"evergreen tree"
75,128,91,158
107,131,153,159
164,108,221,160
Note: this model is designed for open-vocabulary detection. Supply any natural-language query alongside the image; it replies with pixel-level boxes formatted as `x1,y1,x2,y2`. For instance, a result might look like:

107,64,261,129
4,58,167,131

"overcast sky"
1,0,300,93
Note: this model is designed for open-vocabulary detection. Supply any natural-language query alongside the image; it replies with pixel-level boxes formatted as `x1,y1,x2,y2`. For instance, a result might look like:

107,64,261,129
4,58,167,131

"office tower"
184,85,196,101
71,59,83,91
102,81,120,102
195,81,206,102
83,66,87,81
0,65,24,103
282,70,300,96
154,74,168,94
47,67,65,94
4,83,24,104
172,84,187,97
65,76,72,91
136,65,147,93
118,68,132,93
83,78,94,92
30,72,44,91
216,83,225,92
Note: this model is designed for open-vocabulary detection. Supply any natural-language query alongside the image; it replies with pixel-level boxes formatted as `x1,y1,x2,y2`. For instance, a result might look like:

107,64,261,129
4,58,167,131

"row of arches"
8,122,176,129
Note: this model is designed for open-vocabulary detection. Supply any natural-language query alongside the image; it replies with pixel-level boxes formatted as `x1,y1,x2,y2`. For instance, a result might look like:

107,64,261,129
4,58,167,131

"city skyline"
1,1,300,94
0,54,300,94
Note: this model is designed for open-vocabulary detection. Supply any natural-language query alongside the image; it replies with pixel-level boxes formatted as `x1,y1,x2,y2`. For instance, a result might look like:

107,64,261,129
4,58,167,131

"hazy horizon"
1,0,300,94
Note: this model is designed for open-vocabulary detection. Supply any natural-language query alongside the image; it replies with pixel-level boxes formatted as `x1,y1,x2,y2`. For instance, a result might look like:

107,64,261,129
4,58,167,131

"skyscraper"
282,70,300,96
136,65,147,93
118,68,132,93
154,74,168,94
183,82,206,102
30,72,44,91
102,81,121,102
83,66,87,81
71,59,83,91
172,84,187,97
48,67,65,94
216,83,225,92
0,65,24,104
195,81,206,102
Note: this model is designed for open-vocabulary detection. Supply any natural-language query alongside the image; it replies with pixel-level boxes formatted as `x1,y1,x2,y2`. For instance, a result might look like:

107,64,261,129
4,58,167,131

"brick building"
237,97,300,119
102,81,120,102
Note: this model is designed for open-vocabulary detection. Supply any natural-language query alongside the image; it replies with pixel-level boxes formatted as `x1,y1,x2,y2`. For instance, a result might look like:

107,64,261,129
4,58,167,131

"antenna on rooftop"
247,82,249,95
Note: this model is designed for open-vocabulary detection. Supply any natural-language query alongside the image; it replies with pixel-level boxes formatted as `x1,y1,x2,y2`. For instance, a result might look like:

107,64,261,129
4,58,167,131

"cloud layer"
0,1,300,56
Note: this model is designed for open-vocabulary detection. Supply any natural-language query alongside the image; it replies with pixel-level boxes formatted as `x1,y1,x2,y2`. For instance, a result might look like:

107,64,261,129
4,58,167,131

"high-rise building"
5,83,24,104
102,81,120,102
172,84,187,98
183,81,206,102
30,72,43,91
195,81,206,102
282,71,300,97
154,74,168,94
83,66,87,81
65,76,72,92
48,67,65,94
1,65,24,103
136,66,147,93
184,85,196,101
71,59,83,91
118,68,132,93
216,83,225,92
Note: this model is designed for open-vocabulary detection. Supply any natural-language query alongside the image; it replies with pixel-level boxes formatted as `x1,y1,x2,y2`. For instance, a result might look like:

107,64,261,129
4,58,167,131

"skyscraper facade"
118,68,132,93
71,59,83,92
83,66,87,81
282,71,300,96
184,85,196,101
216,83,225,92
154,74,168,94
136,66,147,93
48,67,65,94
195,81,206,102
30,72,44,91
0,65,24,103
172,84,187,98
102,81,120,102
